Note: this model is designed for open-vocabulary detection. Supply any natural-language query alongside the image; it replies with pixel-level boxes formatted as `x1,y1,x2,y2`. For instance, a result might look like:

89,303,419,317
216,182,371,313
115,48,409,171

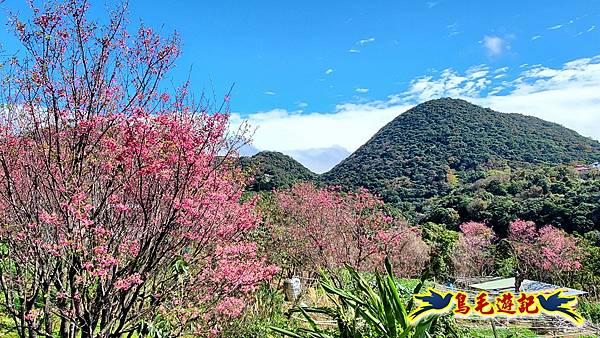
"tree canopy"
323,98,600,210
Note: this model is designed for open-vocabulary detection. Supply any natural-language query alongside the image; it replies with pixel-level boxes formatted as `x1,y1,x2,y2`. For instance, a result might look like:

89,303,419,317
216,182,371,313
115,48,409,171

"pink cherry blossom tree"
507,219,583,289
453,221,497,277
0,1,275,337
265,183,429,278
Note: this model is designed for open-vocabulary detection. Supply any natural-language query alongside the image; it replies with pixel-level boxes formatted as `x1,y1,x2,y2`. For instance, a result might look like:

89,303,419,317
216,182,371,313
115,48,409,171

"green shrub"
272,258,457,338
579,299,600,324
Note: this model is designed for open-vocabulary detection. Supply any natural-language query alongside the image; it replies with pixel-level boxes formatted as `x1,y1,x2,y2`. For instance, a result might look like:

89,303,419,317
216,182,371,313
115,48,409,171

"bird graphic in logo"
536,291,584,325
408,288,454,323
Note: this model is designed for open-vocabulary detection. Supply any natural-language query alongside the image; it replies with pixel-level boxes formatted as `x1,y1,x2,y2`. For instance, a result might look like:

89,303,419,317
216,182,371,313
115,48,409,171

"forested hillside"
423,165,600,235
241,151,317,191
322,98,600,210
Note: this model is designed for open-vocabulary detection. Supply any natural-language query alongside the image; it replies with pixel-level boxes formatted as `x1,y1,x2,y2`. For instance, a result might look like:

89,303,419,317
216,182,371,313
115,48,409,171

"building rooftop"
469,277,587,297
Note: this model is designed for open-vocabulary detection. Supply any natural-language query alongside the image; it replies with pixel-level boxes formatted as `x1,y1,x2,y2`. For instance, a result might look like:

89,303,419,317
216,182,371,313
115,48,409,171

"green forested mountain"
322,98,600,210
241,151,317,191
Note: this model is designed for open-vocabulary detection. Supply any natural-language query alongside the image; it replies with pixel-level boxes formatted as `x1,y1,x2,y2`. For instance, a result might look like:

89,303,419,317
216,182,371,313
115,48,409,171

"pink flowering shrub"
508,219,583,279
0,1,274,337
266,183,429,277
453,222,497,277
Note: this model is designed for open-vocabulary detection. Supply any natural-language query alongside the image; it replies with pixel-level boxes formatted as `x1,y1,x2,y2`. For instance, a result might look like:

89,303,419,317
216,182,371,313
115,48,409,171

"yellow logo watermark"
408,288,584,325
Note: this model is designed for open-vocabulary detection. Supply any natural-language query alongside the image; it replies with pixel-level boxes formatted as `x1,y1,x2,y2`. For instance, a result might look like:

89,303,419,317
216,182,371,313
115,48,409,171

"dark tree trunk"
59,317,69,338
44,299,52,337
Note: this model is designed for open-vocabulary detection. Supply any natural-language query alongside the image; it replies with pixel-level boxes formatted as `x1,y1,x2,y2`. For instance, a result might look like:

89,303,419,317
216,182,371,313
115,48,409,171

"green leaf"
270,326,304,338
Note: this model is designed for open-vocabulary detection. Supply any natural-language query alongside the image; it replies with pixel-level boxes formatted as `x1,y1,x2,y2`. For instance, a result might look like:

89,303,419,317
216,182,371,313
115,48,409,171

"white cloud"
348,49,361,53
325,68,334,75
297,101,308,108
398,65,491,103
356,37,375,45
483,35,505,57
588,25,596,32
285,146,350,174
234,55,600,172
355,88,369,93
426,1,438,8
231,103,410,156
531,35,542,40
446,22,460,37
264,91,276,96
548,24,563,30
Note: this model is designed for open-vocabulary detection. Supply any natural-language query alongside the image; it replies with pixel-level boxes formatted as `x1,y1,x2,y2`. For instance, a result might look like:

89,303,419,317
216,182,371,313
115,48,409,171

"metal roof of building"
469,277,587,296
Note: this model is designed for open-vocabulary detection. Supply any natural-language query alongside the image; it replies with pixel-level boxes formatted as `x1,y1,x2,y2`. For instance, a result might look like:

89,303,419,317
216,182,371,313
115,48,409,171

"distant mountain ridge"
284,145,350,174
321,98,600,208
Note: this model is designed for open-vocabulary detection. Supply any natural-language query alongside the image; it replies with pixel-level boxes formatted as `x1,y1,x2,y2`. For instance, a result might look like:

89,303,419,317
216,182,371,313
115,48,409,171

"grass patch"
466,327,538,338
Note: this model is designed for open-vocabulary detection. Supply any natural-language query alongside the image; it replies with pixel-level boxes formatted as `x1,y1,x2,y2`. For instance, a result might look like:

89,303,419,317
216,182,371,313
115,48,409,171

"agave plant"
271,258,442,338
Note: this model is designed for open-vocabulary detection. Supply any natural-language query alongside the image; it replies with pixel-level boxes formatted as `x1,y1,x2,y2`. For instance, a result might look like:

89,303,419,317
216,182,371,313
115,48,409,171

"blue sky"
1,1,600,172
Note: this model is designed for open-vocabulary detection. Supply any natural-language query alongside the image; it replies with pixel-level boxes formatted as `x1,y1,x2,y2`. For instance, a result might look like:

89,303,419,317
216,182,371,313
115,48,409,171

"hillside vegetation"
322,98,600,209
241,151,317,191
423,165,600,235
